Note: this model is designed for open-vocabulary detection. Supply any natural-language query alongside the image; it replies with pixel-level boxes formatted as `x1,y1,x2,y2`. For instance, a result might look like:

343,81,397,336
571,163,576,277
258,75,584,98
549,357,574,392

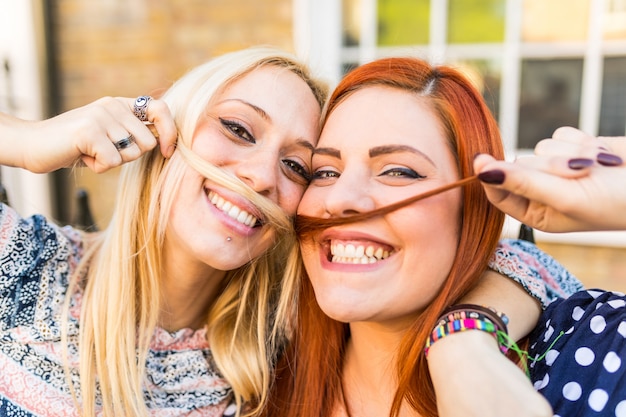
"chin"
315,296,365,323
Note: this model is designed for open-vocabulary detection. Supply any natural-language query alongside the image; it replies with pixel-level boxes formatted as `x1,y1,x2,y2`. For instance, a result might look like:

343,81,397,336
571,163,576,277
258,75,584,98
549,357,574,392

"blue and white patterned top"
0,203,232,416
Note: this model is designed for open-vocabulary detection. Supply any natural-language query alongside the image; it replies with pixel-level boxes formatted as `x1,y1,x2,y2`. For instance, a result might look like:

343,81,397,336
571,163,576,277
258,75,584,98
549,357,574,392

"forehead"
319,86,447,151
214,65,322,142
218,65,317,110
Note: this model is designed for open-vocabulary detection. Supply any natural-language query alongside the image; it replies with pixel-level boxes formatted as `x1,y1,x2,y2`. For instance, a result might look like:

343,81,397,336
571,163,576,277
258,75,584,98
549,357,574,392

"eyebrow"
312,147,341,158
312,144,435,166
219,98,270,121
370,144,435,166
295,138,315,152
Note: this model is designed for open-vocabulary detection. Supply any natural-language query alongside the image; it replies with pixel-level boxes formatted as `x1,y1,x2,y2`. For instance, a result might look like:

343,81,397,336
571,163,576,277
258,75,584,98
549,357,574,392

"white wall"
0,0,52,217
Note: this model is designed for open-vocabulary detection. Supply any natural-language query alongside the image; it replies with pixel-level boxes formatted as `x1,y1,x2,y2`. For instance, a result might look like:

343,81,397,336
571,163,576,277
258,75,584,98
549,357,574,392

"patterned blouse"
0,203,579,416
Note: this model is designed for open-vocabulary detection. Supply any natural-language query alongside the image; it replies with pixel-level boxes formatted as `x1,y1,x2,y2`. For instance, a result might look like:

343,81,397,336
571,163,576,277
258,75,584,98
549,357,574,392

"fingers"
124,96,177,158
473,154,585,229
84,96,177,173
551,126,594,144
76,97,149,172
540,127,624,166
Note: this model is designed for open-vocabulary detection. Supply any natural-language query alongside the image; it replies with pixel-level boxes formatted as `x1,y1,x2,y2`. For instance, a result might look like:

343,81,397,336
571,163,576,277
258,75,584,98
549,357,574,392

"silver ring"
133,95,152,122
114,134,135,151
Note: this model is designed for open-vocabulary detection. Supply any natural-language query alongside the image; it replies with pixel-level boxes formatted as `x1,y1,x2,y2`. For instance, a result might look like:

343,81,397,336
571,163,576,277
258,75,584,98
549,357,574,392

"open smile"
207,190,261,228
329,240,393,264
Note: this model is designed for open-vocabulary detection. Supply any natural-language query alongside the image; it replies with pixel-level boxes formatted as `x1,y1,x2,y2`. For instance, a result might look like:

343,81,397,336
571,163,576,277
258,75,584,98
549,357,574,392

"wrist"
425,304,510,357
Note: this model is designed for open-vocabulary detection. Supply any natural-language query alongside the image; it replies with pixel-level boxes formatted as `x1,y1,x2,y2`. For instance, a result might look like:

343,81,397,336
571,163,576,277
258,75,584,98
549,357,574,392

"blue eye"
219,118,255,143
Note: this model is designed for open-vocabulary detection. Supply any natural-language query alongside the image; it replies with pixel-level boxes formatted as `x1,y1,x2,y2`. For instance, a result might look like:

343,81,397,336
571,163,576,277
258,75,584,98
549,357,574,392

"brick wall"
49,0,294,226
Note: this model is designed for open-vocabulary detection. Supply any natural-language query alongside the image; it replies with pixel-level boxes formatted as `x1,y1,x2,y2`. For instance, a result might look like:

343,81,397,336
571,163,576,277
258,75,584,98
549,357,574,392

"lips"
329,240,393,264
207,190,260,228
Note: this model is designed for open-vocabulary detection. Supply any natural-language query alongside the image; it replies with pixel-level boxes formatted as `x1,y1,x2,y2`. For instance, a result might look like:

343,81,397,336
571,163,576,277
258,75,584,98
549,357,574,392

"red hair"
264,57,505,417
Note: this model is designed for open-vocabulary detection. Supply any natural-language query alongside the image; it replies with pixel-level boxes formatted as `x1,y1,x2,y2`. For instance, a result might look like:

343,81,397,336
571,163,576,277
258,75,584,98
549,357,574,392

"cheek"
190,124,227,164
278,182,306,215
296,188,323,216
402,193,462,249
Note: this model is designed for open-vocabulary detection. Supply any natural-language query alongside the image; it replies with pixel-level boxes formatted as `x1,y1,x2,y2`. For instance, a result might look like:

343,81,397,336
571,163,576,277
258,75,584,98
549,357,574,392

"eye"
311,169,340,181
282,159,312,184
379,167,426,179
219,117,255,144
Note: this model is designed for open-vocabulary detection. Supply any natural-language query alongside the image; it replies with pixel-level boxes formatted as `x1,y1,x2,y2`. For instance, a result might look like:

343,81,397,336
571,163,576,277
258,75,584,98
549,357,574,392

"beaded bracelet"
424,304,510,357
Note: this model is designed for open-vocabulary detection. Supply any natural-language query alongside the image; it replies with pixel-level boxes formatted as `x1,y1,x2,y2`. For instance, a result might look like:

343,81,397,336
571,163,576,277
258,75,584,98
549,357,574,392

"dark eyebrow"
296,139,315,152
219,98,270,121
369,144,435,167
312,147,341,158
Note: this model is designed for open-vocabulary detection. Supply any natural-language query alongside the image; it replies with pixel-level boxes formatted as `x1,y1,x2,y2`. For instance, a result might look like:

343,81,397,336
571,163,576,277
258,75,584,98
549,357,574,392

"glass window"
599,56,626,136
343,0,362,46
377,0,430,46
604,0,626,40
518,59,583,149
522,0,589,42
447,0,505,43
455,59,502,120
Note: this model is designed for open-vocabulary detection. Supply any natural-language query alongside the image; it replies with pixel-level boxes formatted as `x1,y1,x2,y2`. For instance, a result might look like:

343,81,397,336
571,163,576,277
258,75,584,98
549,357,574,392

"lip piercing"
226,237,232,242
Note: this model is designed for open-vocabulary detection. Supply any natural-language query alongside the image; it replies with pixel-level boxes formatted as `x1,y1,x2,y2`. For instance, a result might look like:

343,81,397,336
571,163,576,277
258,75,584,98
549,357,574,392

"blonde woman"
0,47,326,416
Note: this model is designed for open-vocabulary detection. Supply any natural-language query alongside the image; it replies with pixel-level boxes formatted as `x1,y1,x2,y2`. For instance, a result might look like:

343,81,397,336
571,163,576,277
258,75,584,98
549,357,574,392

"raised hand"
0,96,177,174
475,127,626,232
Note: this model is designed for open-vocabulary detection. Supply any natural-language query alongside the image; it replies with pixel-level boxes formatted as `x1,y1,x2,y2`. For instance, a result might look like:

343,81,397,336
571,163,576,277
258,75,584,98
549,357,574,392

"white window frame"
294,0,626,246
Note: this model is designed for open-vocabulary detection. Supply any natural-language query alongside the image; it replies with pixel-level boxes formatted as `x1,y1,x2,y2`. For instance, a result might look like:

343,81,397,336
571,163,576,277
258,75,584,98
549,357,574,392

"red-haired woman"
264,57,583,417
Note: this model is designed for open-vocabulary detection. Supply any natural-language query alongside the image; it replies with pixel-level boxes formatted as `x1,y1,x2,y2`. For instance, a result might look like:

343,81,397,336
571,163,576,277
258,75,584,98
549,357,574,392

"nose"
322,171,376,218
234,149,278,198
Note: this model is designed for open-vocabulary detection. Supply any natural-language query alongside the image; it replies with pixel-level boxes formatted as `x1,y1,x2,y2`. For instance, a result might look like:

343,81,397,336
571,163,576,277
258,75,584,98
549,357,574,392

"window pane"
343,0,362,46
447,0,505,43
455,59,502,120
599,57,626,136
518,59,583,149
377,0,430,46
604,0,626,40
522,0,589,42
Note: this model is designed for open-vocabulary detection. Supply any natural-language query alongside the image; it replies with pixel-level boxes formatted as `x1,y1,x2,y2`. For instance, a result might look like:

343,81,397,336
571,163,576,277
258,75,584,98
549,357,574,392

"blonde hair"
61,47,328,416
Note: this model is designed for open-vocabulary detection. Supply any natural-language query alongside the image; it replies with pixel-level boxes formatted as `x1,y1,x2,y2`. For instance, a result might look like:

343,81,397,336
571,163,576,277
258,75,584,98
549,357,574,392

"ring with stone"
133,95,152,122
114,134,135,151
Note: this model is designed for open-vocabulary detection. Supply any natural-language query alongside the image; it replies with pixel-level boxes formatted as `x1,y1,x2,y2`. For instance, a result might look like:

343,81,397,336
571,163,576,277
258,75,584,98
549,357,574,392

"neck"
340,322,415,417
159,257,227,332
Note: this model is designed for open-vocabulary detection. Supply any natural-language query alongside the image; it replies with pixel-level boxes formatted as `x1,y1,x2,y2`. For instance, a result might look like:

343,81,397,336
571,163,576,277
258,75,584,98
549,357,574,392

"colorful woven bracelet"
439,304,509,335
424,317,505,357
424,305,510,357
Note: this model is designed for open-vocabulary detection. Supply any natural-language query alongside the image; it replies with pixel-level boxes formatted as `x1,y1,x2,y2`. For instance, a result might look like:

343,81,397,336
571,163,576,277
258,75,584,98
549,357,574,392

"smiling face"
166,65,322,272
298,86,462,328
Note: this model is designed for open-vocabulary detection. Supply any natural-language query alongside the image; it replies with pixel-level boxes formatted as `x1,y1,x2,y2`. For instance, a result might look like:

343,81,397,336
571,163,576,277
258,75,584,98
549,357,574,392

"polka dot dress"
529,290,626,417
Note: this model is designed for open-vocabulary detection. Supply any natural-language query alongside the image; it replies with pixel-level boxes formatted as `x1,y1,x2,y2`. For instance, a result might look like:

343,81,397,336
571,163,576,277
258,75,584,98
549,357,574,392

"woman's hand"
428,331,553,417
475,127,626,232
0,96,177,174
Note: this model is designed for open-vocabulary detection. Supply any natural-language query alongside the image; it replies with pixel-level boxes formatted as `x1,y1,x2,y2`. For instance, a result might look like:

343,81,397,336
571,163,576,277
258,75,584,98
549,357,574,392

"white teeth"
330,242,392,264
207,191,259,227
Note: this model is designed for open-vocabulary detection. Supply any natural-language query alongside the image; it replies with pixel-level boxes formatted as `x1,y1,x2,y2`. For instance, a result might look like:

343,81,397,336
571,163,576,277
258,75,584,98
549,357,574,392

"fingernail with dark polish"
568,158,594,170
478,170,505,185
597,152,624,167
